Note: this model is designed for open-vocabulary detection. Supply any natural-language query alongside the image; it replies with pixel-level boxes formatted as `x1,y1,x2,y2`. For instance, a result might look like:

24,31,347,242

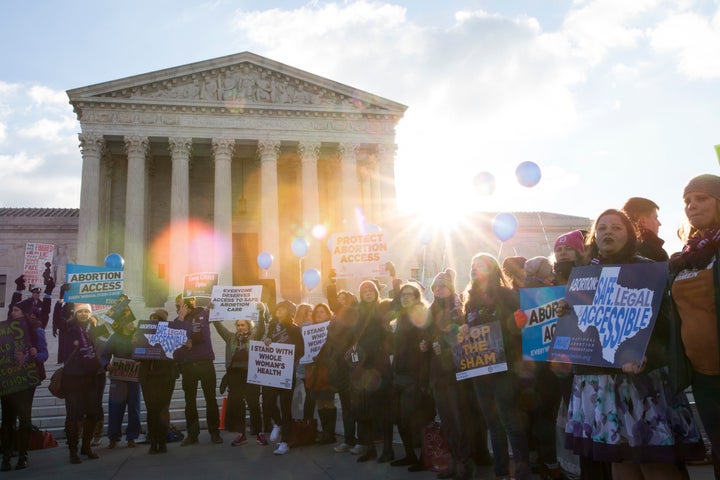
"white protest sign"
208,285,262,322
23,242,55,285
247,340,295,390
329,232,390,278
299,321,330,364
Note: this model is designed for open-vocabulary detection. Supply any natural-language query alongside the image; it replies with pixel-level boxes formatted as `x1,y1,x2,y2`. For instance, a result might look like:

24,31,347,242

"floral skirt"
565,367,705,463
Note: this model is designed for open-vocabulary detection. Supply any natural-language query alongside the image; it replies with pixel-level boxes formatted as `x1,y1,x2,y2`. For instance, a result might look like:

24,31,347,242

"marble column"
339,142,361,231
212,138,235,286
258,140,281,284
123,135,149,306
299,141,322,301
77,133,105,265
168,137,192,300
376,143,397,223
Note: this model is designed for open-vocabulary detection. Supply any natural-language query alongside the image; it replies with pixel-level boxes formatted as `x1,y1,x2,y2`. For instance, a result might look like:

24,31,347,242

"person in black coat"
59,303,102,464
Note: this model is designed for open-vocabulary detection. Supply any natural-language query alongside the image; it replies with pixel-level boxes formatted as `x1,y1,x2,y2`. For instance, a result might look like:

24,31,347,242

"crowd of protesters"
3,173,720,480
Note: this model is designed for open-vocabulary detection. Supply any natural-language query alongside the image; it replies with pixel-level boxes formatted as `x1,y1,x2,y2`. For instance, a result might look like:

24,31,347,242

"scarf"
669,227,720,272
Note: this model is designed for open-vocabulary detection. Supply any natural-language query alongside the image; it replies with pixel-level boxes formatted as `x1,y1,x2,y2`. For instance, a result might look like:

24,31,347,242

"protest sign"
208,285,262,322
519,285,566,362
23,242,55,286
299,321,330,364
108,357,140,382
329,232,390,278
0,320,42,396
132,320,187,360
101,294,136,331
247,340,295,389
183,272,218,302
452,321,508,380
66,264,123,305
547,262,668,368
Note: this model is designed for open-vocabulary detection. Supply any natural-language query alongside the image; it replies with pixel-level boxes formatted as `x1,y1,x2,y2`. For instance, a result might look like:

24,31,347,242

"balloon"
291,237,309,258
257,251,273,270
473,172,496,196
104,253,125,270
420,230,432,245
302,268,321,290
515,161,542,187
365,224,381,233
492,213,519,242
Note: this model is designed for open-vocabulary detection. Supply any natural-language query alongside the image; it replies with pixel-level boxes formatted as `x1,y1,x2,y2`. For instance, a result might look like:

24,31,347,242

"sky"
1,0,719,254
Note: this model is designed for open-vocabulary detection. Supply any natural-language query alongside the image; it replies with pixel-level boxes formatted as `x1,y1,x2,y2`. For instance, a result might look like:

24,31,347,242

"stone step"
32,361,229,440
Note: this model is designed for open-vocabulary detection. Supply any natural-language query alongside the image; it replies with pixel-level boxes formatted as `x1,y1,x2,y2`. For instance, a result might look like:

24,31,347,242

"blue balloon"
104,253,124,270
257,251,273,270
515,161,542,187
473,171,496,196
302,269,321,290
365,224,382,233
492,213,519,242
420,230,432,245
291,237,309,258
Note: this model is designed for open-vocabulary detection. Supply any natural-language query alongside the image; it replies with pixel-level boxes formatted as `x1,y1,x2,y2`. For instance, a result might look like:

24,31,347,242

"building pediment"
67,51,406,118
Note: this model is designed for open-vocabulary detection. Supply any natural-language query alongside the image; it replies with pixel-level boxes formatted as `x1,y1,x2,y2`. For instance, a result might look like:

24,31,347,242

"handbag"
288,418,317,447
421,422,452,473
304,363,330,391
28,426,58,450
48,367,65,399
48,346,78,399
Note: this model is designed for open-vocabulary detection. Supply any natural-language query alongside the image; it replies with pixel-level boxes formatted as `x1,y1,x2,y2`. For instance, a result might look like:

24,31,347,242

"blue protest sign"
547,262,668,368
519,285,566,361
65,264,124,305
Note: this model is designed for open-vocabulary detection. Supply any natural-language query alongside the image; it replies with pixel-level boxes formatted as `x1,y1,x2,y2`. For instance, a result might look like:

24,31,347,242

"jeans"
107,379,141,441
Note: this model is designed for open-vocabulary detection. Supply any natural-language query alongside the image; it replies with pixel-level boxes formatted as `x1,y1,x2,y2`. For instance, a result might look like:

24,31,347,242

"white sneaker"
334,442,352,453
273,442,289,455
269,425,281,443
350,444,367,455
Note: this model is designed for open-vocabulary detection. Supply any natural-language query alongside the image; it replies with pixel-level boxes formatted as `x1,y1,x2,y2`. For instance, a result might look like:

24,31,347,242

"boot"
1,454,11,472
318,408,337,444
80,419,99,459
66,421,82,464
16,428,29,470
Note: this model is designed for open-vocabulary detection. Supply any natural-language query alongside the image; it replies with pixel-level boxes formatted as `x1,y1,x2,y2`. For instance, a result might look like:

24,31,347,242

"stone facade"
0,208,78,309
66,52,406,311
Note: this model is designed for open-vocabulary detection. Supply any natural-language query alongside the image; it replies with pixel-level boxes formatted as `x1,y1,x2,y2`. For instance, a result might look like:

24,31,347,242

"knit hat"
431,268,457,293
683,174,720,201
150,309,168,321
74,303,92,314
358,280,380,299
524,256,553,280
554,230,585,254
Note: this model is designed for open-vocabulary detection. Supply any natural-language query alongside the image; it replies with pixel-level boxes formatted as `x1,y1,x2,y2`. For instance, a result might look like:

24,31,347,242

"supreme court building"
67,52,407,310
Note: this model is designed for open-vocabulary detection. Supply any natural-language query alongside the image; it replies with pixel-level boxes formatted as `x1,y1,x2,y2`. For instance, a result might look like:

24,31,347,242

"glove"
514,310,528,329
15,275,26,291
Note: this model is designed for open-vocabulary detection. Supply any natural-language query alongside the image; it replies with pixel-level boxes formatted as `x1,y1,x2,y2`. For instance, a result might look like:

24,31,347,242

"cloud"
561,0,663,65
27,85,68,106
18,115,77,142
649,10,720,79
0,151,43,177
